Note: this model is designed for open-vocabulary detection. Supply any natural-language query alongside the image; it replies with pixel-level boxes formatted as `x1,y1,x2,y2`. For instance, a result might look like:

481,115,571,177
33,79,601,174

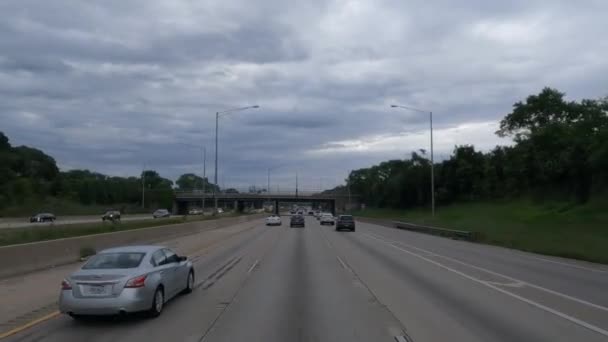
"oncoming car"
29,213,56,223
153,209,170,218
265,215,282,226
59,246,194,319
102,210,121,222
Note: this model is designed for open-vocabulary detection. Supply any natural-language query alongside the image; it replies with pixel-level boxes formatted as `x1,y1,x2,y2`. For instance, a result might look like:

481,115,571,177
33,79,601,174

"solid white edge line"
365,232,608,313
247,259,259,274
525,255,608,273
362,233,608,338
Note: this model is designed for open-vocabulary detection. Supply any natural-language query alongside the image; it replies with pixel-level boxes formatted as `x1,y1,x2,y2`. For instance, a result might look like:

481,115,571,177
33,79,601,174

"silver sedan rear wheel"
149,287,164,318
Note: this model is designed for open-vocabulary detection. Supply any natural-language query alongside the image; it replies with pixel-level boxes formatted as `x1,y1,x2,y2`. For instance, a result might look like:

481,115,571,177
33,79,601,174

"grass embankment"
0,198,150,217
0,212,247,247
351,198,608,264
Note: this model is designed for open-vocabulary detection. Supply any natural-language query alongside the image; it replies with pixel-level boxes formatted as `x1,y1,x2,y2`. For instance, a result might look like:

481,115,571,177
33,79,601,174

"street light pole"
214,112,219,213
391,104,435,217
267,168,271,195
202,146,206,212
141,164,146,209
429,111,435,217
213,105,260,214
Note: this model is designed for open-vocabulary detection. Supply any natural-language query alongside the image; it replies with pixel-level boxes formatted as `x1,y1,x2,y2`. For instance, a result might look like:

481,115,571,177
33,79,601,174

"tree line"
329,88,608,208
0,133,219,213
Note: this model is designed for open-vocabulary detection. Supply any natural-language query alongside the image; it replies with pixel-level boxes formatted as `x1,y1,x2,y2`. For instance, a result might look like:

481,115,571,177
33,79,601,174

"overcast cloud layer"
1,0,607,191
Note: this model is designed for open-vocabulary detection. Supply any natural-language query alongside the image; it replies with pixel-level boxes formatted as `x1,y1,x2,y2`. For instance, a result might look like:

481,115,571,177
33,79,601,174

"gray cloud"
1,0,607,191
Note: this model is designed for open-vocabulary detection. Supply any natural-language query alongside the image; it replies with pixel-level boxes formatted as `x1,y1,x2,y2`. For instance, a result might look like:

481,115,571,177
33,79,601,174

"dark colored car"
290,215,305,228
336,215,355,232
102,210,121,222
30,213,56,223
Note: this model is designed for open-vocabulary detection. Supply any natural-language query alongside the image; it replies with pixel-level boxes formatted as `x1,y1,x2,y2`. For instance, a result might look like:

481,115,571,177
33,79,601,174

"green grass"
0,198,150,217
0,212,249,247
351,198,608,264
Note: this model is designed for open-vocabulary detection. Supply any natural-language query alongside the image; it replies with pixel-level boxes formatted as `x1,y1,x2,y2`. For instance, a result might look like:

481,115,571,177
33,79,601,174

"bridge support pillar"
274,200,279,215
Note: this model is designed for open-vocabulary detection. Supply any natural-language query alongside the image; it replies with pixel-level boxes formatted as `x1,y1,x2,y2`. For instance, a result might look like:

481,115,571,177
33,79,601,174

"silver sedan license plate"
84,284,109,296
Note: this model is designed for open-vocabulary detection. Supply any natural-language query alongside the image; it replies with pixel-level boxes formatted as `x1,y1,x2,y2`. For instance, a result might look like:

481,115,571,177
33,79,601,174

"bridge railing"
173,190,351,197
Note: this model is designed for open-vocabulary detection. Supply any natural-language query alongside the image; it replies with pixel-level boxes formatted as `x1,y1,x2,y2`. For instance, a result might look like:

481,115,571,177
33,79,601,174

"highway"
4,216,608,342
0,214,169,229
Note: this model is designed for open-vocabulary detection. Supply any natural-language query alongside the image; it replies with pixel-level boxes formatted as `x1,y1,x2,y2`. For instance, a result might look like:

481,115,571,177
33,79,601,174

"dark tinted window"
151,250,166,266
163,249,180,264
339,215,354,221
83,253,145,269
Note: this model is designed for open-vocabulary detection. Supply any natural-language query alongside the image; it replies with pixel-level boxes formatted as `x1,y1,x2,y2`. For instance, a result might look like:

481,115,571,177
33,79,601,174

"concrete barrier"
0,214,264,279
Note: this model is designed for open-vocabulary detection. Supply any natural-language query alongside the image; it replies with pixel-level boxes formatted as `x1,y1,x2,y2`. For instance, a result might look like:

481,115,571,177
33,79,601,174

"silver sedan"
59,245,194,319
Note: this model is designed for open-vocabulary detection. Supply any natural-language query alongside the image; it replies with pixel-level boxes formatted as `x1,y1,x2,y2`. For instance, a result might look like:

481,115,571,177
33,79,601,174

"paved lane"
324,220,608,342
5,216,608,342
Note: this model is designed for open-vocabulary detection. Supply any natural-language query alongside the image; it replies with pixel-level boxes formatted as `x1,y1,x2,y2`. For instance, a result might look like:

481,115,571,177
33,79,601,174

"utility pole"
347,181,352,212
295,171,299,198
141,164,146,209
267,168,271,195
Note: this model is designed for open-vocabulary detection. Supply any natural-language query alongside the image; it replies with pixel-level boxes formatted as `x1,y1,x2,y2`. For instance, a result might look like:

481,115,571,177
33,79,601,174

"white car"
265,215,282,226
319,213,335,225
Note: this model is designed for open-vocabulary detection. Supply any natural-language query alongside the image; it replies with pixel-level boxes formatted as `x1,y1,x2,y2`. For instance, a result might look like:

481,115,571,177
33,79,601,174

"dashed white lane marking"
336,255,352,273
365,232,608,313
247,259,259,274
394,335,413,342
363,233,608,338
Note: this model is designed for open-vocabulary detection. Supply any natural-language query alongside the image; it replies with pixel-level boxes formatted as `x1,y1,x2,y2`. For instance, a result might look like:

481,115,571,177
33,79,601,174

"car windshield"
82,253,145,269
339,216,353,221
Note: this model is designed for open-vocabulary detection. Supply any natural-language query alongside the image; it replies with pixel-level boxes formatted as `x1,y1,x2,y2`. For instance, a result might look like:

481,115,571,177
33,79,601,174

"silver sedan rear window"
83,253,145,269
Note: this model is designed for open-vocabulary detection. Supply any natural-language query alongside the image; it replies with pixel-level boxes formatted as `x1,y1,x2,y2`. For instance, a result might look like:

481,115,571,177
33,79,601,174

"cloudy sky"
1,0,607,191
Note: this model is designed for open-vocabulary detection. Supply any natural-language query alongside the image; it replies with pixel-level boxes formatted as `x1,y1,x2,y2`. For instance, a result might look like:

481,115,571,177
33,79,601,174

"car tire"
148,287,164,318
183,270,194,294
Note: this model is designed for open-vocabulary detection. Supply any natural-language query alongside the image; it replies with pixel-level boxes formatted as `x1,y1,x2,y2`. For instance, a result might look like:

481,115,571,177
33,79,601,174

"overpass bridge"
173,191,360,215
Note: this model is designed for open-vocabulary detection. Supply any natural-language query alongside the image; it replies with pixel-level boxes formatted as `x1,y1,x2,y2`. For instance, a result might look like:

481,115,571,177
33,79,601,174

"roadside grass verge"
0,213,246,247
351,198,608,264
0,197,150,217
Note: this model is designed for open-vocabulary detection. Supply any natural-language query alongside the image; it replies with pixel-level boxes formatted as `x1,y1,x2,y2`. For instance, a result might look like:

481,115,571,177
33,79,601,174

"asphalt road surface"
5,216,608,342
0,214,172,229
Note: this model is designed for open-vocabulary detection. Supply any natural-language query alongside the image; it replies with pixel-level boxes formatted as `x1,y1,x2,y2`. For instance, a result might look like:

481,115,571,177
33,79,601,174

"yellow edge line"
0,311,60,340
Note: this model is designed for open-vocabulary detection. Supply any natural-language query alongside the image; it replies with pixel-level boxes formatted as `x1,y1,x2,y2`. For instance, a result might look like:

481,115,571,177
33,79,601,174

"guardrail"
393,221,479,241
355,216,478,241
